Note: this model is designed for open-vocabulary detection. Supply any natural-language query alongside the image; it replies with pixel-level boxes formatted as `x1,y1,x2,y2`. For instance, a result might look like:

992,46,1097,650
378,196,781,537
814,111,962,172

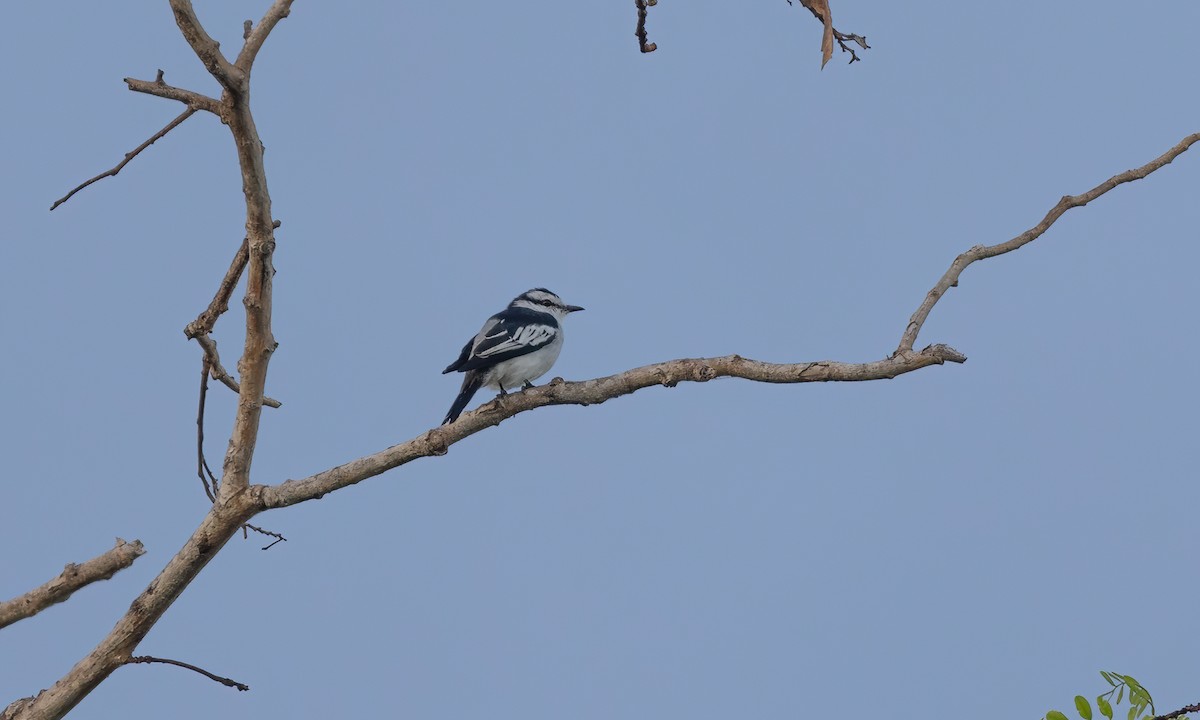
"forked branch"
4,2,289,713
168,0,243,91
195,335,282,408
237,1,296,70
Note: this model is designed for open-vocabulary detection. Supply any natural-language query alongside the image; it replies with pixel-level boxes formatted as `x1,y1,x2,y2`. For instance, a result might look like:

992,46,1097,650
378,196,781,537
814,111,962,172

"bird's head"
510,288,585,320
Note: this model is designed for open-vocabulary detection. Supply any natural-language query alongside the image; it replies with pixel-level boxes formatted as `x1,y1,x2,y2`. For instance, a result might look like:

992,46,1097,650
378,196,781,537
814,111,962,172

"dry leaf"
800,0,835,68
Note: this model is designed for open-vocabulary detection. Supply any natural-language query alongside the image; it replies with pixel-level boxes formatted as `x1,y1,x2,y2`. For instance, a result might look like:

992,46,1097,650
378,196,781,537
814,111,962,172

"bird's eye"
540,299,553,306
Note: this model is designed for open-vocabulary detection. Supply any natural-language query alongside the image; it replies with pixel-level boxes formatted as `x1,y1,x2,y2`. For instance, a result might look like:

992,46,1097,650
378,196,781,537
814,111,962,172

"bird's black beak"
565,304,585,313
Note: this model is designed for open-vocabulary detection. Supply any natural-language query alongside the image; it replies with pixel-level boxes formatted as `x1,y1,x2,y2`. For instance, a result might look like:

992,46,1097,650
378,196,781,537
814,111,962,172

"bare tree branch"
185,238,250,340
0,539,145,630
50,108,198,211
124,656,249,692
123,71,221,114
183,236,280,408
200,356,286,543
195,335,282,408
258,345,965,508
217,130,278,501
1153,701,1200,720
833,29,869,64
3,2,287,710
897,131,1200,354
236,0,295,70
168,0,243,92
635,0,657,54
151,0,293,504
2,496,258,720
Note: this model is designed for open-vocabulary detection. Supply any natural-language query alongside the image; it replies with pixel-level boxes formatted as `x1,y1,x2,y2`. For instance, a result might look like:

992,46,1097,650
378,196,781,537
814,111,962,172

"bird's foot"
522,381,535,390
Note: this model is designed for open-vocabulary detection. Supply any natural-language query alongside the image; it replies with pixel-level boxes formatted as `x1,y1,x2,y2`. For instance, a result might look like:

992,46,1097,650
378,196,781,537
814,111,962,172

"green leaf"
1076,696,1094,720
1047,711,1070,720
1126,706,1137,720
1101,671,1117,687
1117,685,1124,704
1097,695,1113,719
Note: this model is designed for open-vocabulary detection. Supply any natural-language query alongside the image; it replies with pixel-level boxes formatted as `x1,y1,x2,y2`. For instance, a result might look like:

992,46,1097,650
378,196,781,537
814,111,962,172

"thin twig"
833,29,869,64
124,656,249,692
897,131,1200,353
196,358,218,503
50,108,198,211
242,524,287,550
635,0,657,53
0,539,145,629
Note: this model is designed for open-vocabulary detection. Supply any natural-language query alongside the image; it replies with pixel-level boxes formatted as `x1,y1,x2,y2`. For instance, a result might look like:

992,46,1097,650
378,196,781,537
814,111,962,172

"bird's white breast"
483,331,564,391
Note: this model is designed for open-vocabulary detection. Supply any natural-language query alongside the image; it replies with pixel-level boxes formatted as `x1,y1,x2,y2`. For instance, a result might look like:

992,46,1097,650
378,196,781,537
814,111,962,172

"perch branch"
260,345,967,509
898,131,1200,353
124,656,249,692
0,539,145,630
50,108,198,211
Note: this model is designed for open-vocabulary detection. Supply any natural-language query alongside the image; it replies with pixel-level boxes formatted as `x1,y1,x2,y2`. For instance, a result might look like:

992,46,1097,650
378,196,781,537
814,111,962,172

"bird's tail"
443,372,484,425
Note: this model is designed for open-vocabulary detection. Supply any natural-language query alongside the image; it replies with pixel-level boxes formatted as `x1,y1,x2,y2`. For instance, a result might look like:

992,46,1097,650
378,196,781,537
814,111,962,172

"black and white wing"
443,307,558,374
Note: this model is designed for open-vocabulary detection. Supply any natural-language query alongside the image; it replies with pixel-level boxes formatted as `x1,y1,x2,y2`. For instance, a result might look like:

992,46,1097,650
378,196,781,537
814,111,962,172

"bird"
441,288,584,424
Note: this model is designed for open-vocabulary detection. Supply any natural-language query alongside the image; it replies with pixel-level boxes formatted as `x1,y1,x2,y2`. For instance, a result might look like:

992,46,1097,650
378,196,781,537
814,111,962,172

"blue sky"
2,2,1198,718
